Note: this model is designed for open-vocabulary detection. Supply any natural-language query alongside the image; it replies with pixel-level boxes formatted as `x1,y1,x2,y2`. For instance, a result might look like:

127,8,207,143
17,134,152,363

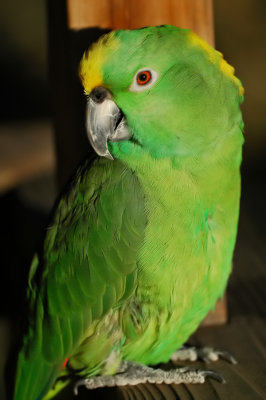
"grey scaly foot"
74,361,225,394
171,345,237,364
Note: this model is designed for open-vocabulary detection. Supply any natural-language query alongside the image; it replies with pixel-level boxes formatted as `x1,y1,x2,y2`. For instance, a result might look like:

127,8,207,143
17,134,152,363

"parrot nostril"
90,86,111,104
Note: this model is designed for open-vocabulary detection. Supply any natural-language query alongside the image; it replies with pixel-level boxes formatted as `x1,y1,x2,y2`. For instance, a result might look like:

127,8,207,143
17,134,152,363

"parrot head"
79,25,244,161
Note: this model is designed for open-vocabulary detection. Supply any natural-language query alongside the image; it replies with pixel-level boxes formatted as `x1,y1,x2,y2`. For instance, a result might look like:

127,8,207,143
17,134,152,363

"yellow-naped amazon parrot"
9,25,244,400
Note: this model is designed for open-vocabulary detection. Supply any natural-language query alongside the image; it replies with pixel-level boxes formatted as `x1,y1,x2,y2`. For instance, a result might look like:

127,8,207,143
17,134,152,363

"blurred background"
0,0,265,398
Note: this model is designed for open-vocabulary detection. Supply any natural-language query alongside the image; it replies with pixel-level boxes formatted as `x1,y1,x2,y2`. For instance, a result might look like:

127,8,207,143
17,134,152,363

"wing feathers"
13,159,146,400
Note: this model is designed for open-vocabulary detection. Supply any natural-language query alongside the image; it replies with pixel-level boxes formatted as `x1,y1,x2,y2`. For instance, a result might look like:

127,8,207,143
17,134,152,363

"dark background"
0,1,265,399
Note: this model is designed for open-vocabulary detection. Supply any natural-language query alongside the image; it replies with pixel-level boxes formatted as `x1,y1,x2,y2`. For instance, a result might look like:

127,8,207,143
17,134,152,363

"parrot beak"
86,87,131,159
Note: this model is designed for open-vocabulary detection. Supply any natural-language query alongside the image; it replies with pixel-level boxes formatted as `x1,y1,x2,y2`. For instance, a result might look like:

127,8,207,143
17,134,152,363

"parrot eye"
130,68,158,92
137,71,152,85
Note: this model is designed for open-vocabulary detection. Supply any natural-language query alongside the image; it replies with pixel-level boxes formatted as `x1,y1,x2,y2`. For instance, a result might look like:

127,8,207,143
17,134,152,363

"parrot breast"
118,148,241,365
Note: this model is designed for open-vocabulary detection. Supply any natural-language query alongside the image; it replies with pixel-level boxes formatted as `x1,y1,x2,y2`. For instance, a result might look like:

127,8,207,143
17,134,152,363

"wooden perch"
67,0,214,46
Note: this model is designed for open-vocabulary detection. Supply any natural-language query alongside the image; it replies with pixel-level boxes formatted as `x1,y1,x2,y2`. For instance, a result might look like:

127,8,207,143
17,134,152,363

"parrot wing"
13,157,146,400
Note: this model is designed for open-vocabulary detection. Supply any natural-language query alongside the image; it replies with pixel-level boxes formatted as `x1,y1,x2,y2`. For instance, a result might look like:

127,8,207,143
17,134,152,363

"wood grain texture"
67,0,214,44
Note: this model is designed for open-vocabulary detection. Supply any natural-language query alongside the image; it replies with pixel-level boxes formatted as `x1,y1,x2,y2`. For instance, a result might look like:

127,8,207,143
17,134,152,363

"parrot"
8,25,244,400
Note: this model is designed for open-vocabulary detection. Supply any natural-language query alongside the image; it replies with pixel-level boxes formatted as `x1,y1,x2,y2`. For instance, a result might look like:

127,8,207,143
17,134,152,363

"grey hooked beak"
86,87,131,160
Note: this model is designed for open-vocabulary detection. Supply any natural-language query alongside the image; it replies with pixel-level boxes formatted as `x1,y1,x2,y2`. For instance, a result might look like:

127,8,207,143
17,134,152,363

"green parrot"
9,25,244,400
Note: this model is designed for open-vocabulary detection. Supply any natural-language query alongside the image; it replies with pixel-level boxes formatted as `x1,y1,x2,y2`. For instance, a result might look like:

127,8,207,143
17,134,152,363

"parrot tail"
9,350,62,400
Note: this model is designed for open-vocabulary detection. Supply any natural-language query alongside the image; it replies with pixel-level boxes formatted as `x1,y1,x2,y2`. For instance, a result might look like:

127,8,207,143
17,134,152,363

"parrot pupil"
139,73,147,81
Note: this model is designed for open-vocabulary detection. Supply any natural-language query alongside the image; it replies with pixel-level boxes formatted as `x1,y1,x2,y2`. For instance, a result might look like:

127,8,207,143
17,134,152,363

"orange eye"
136,70,152,85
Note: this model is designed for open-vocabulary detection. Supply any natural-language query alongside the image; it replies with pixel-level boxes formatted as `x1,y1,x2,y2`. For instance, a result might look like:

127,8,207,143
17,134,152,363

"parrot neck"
110,133,242,206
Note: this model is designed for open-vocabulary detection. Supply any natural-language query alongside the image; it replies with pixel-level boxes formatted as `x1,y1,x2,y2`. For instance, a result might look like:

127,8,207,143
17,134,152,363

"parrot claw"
202,369,226,383
73,361,225,393
171,345,237,364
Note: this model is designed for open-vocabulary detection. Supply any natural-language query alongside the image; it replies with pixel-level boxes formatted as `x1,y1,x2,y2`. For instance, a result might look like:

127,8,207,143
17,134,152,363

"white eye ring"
129,68,159,92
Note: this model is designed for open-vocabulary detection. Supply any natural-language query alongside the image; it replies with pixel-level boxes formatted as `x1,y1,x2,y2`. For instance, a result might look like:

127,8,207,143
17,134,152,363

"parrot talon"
73,361,225,392
202,369,226,384
74,380,86,396
171,345,237,364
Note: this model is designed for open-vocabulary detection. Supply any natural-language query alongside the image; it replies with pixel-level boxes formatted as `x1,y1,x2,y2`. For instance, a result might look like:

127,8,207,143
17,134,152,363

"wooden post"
67,0,214,45
48,0,226,326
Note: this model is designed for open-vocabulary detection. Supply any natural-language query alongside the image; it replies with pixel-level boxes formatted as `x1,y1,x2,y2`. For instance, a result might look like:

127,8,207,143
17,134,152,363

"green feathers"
11,25,243,400
12,159,146,399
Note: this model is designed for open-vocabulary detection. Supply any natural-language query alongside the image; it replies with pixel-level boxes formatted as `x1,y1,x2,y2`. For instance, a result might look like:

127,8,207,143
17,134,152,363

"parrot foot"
74,360,225,394
171,345,237,364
